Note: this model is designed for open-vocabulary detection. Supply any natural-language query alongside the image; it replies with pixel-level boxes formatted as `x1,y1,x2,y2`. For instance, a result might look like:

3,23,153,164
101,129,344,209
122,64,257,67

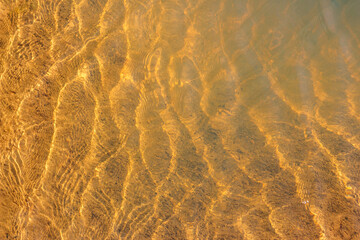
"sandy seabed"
0,0,360,239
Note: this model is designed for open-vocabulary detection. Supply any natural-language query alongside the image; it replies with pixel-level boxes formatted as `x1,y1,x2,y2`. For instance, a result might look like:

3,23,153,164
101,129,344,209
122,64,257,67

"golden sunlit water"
1,0,360,239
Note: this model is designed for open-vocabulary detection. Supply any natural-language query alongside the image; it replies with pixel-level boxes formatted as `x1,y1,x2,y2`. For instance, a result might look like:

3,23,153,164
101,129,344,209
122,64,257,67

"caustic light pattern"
0,0,360,239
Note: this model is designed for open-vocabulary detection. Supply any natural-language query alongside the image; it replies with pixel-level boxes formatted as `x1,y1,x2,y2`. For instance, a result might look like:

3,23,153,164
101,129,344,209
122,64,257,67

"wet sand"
0,0,360,239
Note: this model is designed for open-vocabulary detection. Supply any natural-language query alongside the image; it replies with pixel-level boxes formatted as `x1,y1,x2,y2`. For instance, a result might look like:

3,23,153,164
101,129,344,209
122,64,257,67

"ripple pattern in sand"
0,0,360,239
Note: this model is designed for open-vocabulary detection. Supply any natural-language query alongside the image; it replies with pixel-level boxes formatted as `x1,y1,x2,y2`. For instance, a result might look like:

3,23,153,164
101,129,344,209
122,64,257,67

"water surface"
0,0,360,239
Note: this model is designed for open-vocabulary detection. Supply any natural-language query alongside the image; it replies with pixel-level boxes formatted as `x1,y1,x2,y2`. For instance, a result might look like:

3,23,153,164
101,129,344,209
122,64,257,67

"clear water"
0,0,360,239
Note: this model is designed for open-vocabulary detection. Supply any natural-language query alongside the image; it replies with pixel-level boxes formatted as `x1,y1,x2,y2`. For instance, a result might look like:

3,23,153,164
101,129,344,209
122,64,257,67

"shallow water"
0,0,360,239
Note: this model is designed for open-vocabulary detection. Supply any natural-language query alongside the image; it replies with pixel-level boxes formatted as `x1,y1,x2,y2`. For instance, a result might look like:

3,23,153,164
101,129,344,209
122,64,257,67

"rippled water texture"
1,0,360,239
